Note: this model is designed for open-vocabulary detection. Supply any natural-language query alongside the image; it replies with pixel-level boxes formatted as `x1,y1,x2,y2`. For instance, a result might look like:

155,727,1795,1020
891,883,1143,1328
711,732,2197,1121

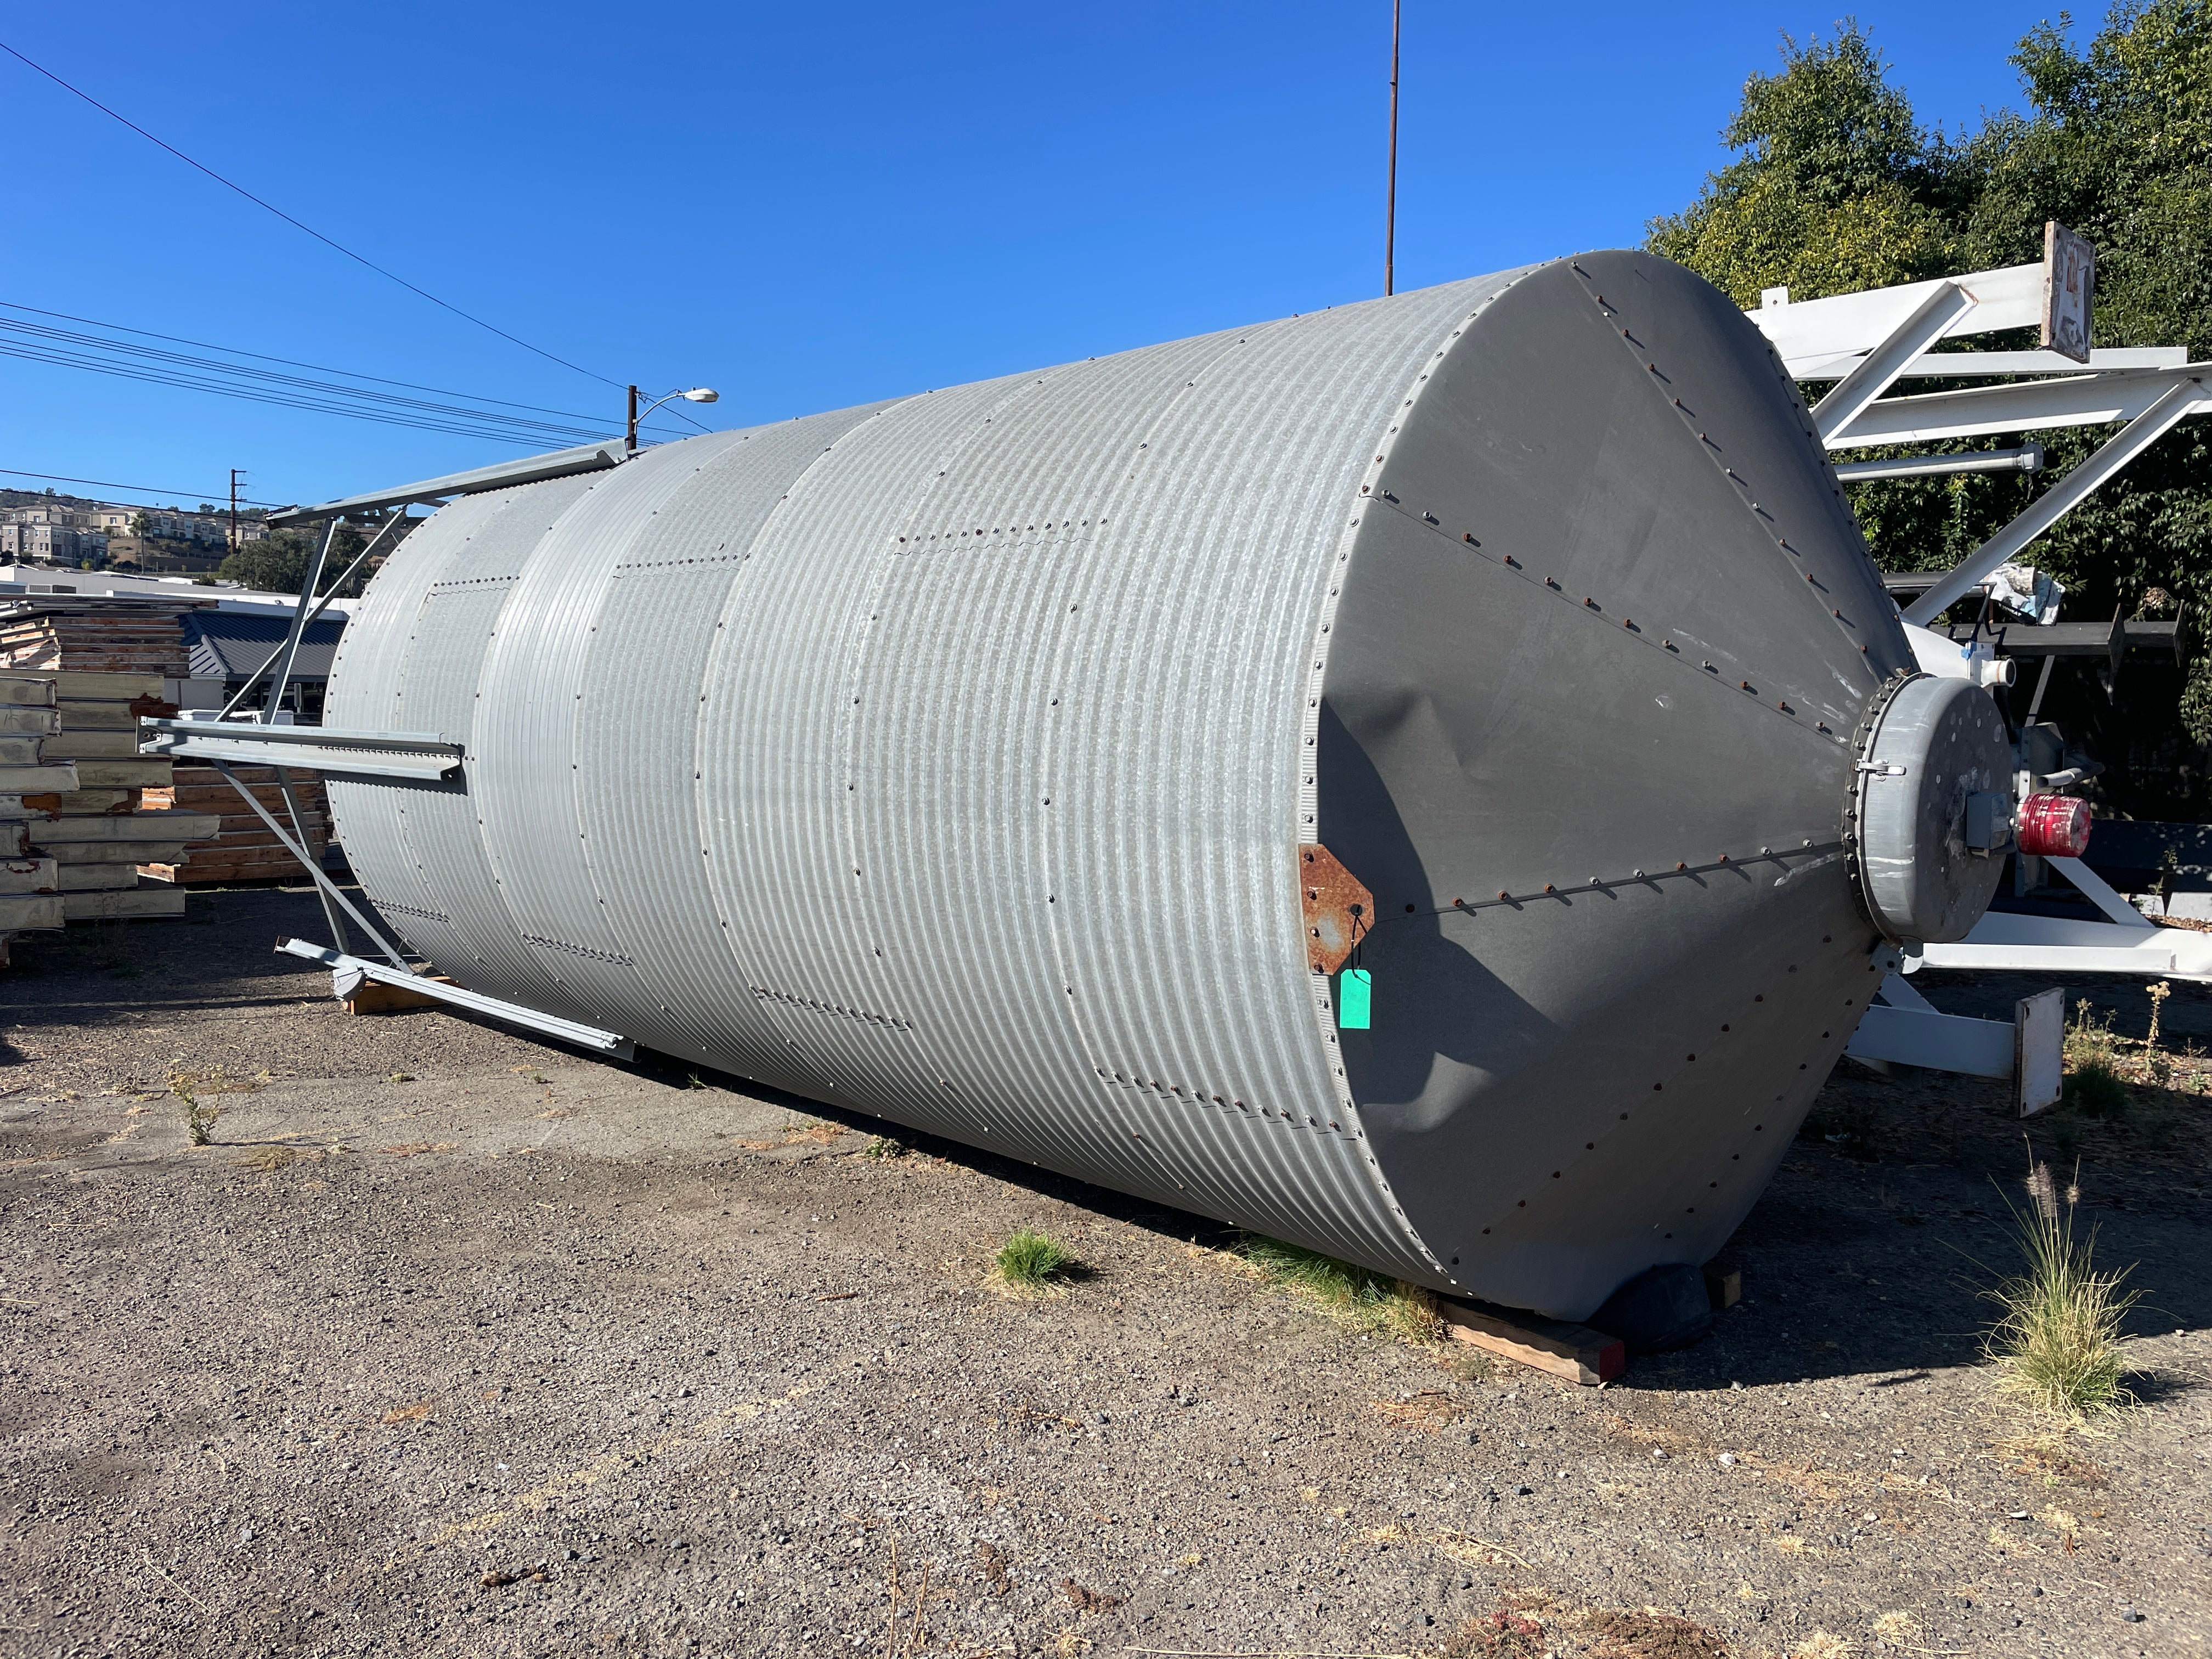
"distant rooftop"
0,562,353,616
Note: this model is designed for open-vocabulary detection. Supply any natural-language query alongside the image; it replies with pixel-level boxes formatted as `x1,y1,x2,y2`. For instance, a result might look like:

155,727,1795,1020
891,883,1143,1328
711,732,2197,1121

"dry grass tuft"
1996,1430,2106,1486
1869,1610,1921,1647
1233,1234,1444,1343
1602,1414,1697,1451
1446,1597,1735,1659
1983,1159,2140,1419
1444,1606,1549,1658
1369,1390,1464,1432
1583,1606,1732,1657
2038,1503,2083,1541
1364,1523,1531,1570
1747,1455,1849,1503
1792,1635,1853,1659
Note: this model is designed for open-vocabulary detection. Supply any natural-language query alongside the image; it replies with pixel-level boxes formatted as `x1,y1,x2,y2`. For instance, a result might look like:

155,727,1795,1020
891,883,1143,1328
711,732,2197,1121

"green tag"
1338,968,1372,1030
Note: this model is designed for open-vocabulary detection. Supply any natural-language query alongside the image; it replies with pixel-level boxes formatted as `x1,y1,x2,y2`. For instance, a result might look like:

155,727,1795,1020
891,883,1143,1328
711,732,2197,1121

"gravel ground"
2,886,2208,1659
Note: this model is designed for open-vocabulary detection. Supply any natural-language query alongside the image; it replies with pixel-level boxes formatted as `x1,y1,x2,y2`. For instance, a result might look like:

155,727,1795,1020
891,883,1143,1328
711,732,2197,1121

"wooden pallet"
143,764,329,883
0,612,196,679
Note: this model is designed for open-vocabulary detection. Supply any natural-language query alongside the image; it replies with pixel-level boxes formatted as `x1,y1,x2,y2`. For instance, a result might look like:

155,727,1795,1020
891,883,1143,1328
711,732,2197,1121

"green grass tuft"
1236,1235,1443,1344
994,1228,1079,1290
2062,1001,2132,1119
1983,1160,2140,1419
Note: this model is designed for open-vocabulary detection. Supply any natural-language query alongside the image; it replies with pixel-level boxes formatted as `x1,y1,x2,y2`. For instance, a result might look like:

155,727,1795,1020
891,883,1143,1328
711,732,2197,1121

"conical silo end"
1321,252,1947,1320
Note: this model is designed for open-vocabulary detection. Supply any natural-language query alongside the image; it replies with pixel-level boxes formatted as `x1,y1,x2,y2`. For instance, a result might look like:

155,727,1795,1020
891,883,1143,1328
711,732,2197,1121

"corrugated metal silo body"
326,251,1911,1320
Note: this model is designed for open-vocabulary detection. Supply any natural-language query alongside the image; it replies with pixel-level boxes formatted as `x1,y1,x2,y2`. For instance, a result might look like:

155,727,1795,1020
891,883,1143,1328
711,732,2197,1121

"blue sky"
1,3,2078,512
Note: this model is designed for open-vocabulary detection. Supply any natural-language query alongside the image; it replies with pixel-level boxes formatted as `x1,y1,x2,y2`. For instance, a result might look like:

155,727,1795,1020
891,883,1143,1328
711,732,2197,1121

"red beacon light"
2017,792,2092,858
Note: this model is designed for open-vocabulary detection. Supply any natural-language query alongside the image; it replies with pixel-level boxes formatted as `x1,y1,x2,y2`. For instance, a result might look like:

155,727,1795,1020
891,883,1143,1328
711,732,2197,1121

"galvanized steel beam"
267,439,629,528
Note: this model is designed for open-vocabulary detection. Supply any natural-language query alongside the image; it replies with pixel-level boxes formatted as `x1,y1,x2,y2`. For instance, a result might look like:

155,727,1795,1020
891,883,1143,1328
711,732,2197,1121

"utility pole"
627,385,639,454
229,469,242,552
1385,0,1401,297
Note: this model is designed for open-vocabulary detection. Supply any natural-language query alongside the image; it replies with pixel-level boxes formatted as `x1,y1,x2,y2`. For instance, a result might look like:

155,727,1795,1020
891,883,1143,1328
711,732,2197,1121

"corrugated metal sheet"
326,255,1916,1315
329,275,1520,1282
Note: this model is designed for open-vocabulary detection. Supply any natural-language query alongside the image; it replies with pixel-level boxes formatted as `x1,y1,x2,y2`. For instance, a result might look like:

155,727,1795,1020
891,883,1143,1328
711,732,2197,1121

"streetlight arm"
627,386,720,452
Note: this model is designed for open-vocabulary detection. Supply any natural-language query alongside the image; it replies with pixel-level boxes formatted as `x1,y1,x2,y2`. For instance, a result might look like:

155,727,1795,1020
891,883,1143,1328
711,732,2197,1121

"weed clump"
1797,1097,1878,1158
1983,1158,2140,1419
1236,1234,1444,1343
2062,1000,2131,1119
993,1228,1080,1293
171,1074,215,1145
168,1066,267,1146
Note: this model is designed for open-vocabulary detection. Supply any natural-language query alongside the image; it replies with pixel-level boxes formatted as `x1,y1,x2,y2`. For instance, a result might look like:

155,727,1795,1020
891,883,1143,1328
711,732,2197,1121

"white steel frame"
1748,253,2212,1084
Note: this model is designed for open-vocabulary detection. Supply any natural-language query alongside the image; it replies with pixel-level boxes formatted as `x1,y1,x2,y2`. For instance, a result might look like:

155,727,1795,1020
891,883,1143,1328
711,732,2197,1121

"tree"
1647,27,1965,301
1649,3,2212,782
217,517,382,596
218,532,311,595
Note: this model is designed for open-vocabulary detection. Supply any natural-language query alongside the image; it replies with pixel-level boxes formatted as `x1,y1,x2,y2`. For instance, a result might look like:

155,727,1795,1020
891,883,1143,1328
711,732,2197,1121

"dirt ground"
2,885,2207,1659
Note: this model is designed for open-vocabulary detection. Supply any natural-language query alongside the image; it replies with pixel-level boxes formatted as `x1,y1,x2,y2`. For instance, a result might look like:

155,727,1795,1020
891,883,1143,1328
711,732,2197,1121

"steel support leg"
212,761,411,970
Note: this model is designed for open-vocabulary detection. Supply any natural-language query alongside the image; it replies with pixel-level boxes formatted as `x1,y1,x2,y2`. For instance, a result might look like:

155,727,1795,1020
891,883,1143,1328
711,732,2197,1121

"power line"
0,302,707,447
0,340,610,447
0,37,622,391
0,320,616,444
0,299,706,447
0,467,287,507
0,300,632,428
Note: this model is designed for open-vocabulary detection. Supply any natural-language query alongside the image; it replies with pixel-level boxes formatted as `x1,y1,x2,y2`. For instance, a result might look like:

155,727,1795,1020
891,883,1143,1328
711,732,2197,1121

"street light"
627,385,721,453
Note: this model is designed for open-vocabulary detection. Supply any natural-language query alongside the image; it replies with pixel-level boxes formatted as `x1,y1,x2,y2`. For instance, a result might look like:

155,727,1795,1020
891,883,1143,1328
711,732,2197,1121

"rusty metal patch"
1299,844,1373,975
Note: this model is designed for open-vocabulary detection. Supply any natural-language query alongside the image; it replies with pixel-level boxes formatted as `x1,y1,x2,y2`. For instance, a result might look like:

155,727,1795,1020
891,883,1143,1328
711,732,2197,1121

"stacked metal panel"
0,675,71,949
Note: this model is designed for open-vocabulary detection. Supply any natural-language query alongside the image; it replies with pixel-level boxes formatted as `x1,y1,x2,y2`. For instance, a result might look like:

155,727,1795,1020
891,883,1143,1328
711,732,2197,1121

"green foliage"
1235,1234,1444,1343
172,1075,219,1146
218,531,310,594
2062,998,2134,1117
1983,1160,2140,1417
217,517,387,596
1651,5,2212,748
993,1227,1079,1290
1648,27,1962,302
